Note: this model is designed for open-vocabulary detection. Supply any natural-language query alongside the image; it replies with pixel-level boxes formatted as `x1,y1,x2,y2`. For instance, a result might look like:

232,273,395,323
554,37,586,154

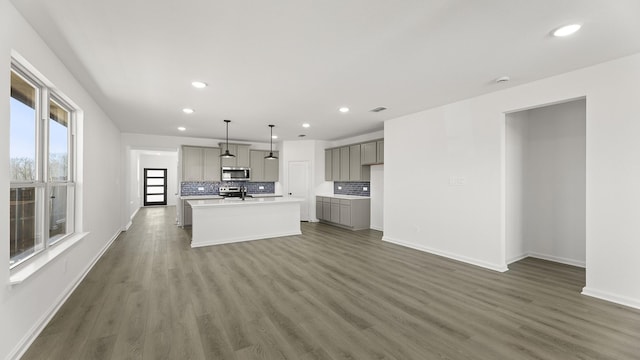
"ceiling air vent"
370,106,387,113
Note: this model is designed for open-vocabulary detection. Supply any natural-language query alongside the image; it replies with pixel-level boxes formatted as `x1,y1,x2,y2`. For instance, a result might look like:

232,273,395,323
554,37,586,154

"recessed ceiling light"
553,24,581,37
272,135,278,139
182,108,194,114
177,126,186,131
302,123,310,128
339,107,350,113
191,81,207,89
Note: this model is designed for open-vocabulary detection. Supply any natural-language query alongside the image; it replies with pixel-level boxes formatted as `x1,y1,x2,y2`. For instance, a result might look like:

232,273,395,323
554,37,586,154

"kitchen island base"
188,198,302,247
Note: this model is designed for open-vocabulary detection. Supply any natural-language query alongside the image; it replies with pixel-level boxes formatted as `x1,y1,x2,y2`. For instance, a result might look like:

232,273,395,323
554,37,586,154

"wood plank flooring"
22,206,640,359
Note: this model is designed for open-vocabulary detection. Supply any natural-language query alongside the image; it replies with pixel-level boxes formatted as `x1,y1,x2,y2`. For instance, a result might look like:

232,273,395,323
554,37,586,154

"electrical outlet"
198,187,204,191
259,186,264,190
363,187,368,191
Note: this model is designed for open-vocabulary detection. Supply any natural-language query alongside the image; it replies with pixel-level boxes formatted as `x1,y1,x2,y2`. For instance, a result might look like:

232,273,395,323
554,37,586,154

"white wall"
370,165,384,231
506,99,586,266
139,152,179,206
384,52,640,309
1,1,123,359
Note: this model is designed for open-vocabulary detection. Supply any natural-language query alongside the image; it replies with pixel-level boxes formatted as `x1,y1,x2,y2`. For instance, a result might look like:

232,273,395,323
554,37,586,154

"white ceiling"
11,0,640,142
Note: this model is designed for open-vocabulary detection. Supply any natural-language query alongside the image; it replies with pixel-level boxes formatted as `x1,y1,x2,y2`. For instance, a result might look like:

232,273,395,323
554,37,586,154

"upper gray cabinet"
219,143,250,167
361,141,377,165
324,139,382,182
332,148,340,181
182,146,221,181
325,149,332,181
264,153,279,181
339,147,350,181
361,140,383,165
377,140,384,163
349,144,370,181
250,150,279,182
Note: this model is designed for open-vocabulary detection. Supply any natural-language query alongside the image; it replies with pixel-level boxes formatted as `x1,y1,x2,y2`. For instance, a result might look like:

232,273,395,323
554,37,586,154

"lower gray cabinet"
339,201,351,226
316,196,370,230
330,198,340,223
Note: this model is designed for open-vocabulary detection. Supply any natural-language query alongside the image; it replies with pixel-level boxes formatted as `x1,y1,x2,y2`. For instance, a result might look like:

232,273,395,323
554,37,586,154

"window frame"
9,59,78,269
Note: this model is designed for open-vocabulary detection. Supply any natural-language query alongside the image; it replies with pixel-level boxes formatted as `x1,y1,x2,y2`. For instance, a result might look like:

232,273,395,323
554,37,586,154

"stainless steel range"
219,186,248,198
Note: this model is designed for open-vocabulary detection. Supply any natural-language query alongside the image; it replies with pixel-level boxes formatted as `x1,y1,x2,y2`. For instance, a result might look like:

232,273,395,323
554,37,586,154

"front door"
143,168,167,206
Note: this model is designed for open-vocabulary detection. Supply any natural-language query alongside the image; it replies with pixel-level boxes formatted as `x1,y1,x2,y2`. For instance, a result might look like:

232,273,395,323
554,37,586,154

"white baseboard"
9,229,121,360
507,252,585,268
370,225,383,231
123,207,140,230
382,236,508,272
507,253,530,265
527,252,585,268
582,287,640,310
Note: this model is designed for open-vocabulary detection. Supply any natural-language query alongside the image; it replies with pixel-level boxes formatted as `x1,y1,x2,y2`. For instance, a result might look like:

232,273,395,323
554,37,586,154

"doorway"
143,168,167,206
287,161,310,221
505,98,586,268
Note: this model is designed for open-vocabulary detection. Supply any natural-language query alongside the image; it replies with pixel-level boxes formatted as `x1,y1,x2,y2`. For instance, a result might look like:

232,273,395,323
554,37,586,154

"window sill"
9,232,89,285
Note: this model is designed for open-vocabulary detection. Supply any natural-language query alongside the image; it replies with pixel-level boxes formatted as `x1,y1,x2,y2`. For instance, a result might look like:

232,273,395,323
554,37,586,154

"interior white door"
288,161,310,221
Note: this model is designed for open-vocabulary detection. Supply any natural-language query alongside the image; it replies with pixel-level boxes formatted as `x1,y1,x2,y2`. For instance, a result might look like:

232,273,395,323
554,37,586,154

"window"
9,61,76,268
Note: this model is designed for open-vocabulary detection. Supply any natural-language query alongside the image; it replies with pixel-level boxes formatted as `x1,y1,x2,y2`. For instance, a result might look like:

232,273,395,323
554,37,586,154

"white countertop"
181,194,281,200
188,197,302,208
316,194,370,200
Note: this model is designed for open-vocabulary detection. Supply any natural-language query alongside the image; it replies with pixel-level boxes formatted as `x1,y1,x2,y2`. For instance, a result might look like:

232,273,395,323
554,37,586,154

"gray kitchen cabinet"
203,147,221,181
361,141,378,165
339,147,350,181
330,198,340,223
332,148,340,181
325,149,332,181
316,197,323,220
249,150,265,181
339,200,351,226
219,143,250,167
322,198,331,220
264,151,279,181
349,144,370,181
220,144,237,167
182,146,220,181
182,146,204,181
250,150,279,182
377,140,384,163
317,195,370,230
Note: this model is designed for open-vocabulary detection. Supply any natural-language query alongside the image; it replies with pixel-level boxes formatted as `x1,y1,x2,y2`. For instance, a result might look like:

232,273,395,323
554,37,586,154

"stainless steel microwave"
221,167,251,181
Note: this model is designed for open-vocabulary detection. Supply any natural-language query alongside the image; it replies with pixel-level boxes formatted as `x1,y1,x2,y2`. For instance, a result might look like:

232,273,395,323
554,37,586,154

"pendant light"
265,124,278,160
220,119,235,158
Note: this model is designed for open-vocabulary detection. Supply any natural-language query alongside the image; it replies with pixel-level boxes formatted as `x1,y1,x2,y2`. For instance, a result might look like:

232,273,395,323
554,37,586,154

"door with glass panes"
143,168,167,206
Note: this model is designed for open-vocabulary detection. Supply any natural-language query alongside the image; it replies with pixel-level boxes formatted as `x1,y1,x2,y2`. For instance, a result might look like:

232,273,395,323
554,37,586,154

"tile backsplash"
334,182,370,197
181,181,275,196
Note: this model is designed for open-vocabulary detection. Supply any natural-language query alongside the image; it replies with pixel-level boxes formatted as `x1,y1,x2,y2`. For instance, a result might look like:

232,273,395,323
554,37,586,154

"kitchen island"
187,197,302,248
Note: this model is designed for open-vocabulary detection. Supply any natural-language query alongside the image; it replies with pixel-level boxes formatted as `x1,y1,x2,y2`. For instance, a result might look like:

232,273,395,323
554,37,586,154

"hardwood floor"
22,206,640,359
